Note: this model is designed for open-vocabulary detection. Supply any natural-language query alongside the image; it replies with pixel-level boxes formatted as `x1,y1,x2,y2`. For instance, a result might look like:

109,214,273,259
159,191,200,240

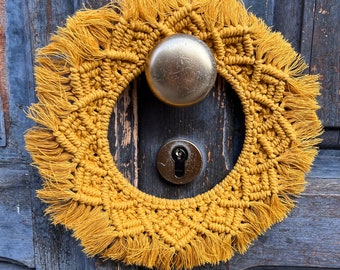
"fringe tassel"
25,0,323,269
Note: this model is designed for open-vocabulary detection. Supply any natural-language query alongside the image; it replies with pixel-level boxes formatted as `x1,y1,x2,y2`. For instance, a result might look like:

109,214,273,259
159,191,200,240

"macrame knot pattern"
25,0,322,269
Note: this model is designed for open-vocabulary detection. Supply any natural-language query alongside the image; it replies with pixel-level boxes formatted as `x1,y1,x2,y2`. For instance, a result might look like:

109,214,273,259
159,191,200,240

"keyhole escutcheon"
157,139,204,185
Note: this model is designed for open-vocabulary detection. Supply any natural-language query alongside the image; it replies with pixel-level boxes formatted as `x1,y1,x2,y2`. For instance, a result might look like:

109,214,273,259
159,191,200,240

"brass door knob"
146,34,217,106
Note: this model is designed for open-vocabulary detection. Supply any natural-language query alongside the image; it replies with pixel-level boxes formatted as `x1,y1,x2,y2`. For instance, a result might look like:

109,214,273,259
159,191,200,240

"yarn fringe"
25,0,322,269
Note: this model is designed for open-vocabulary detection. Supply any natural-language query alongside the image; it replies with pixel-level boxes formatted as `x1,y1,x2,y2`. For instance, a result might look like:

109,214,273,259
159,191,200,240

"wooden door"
0,0,339,269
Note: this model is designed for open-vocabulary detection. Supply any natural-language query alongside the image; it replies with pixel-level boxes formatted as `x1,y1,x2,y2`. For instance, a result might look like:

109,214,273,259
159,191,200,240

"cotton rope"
25,0,323,269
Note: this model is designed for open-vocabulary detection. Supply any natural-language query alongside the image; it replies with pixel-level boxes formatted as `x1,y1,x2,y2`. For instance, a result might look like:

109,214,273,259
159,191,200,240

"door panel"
244,0,275,26
1,0,35,162
304,0,340,128
278,0,340,129
0,96,6,147
135,75,244,199
0,165,34,268
1,0,339,270
247,0,340,148
0,0,7,148
1,0,35,268
230,1,340,268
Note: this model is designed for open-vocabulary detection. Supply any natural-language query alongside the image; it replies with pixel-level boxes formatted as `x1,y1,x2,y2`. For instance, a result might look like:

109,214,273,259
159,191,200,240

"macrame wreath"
25,0,322,269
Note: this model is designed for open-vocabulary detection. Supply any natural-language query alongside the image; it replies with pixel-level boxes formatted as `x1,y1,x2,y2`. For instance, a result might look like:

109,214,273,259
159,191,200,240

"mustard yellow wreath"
25,0,322,269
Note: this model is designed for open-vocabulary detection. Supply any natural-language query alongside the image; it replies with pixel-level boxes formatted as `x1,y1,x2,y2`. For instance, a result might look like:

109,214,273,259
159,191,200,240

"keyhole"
171,146,188,178
156,139,203,185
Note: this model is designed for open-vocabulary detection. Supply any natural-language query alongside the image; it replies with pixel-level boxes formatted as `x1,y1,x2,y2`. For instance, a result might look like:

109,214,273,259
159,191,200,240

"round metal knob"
146,34,217,107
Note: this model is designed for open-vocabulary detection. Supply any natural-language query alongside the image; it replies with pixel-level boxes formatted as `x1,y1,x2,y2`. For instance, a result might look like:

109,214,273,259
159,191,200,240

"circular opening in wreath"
108,74,245,199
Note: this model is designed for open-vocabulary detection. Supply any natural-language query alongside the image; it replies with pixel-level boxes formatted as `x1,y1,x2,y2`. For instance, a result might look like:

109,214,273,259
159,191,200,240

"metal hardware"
156,139,203,185
146,34,217,107
172,146,188,178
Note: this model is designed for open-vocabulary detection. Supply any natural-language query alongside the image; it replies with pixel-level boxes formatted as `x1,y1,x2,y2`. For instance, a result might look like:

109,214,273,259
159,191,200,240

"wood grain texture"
1,0,35,162
136,75,244,199
320,129,340,149
0,165,34,268
0,263,31,270
307,0,340,143
311,0,340,128
243,0,275,26
229,150,340,270
23,1,103,269
271,0,340,148
272,0,304,52
255,0,340,140
0,0,8,147
132,74,243,268
25,1,119,269
109,82,139,188
0,96,5,147
300,0,316,68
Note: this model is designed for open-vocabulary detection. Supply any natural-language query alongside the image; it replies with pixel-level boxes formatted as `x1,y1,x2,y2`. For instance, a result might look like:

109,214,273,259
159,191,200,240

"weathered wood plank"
230,197,340,269
263,0,340,147
272,0,304,52
136,75,244,199
243,0,275,26
135,73,243,269
91,1,138,269
0,165,34,268
303,0,340,128
0,262,31,270
107,83,139,270
229,150,340,269
2,0,35,162
320,129,340,149
1,0,35,268
0,96,5,147
307,149,340,180
109,83,139,188
0,0,7,147
24,0,99,268
29,169,98,270
300,0,316,67
25,3,134,267
25,0,131,269
85,0,114,9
